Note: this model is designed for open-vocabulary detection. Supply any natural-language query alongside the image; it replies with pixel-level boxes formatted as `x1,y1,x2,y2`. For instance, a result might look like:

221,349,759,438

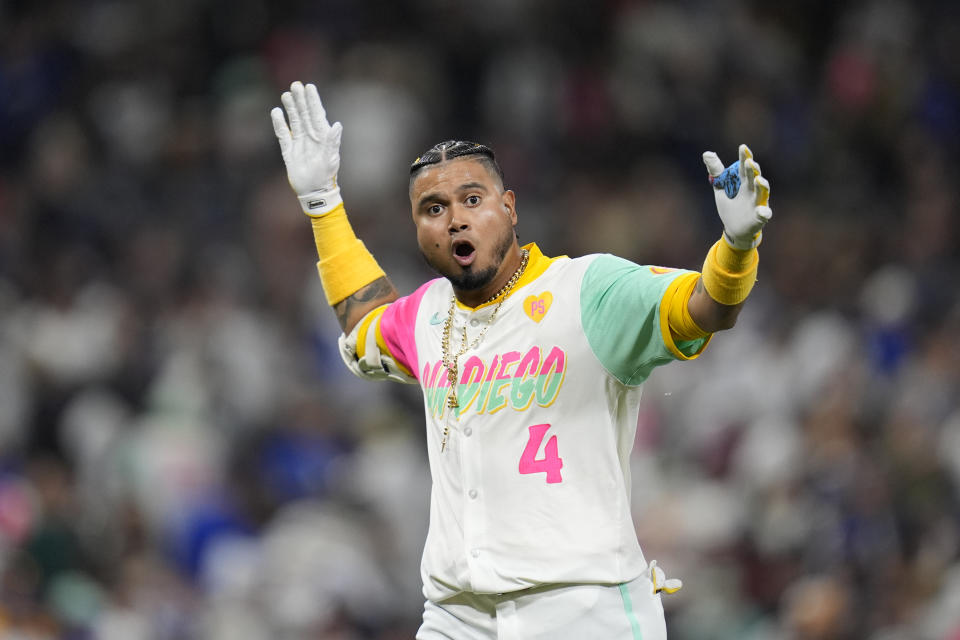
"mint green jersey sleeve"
581,254,709,386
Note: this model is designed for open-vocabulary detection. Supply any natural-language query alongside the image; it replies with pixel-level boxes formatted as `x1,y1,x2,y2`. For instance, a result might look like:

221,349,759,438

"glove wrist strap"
299,185,343,217
723,229,762,251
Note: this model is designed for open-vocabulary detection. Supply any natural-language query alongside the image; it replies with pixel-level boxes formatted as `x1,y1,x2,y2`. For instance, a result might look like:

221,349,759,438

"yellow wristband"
311,203,386,305
700,236,759,305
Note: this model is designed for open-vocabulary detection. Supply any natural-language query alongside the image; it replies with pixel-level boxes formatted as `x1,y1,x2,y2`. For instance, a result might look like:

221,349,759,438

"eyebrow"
458,182,489,193
416,182,491,210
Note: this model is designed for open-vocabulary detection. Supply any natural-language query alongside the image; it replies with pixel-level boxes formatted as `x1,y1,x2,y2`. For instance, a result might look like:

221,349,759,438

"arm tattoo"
333,277,396,331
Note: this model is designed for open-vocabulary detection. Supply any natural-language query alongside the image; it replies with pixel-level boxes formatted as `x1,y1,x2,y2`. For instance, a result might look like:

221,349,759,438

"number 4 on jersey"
519,423,563,483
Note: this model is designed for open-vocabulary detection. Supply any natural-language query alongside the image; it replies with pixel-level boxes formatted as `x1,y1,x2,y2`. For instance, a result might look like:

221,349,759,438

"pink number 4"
519,423,563,483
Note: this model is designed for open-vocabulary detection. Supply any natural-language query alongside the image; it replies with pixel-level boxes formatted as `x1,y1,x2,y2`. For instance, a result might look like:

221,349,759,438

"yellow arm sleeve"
353,303,413,377
355,304,388,359
310,203,386,306
663,272,710,341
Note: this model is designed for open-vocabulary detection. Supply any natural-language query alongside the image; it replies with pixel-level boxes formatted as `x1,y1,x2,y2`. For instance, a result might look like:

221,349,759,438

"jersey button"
470,318,479,327
468,489,478,499
463,427,473,437
471,549,480,558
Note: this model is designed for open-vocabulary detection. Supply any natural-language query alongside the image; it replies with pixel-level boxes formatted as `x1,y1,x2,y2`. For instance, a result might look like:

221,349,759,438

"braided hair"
409,140,504,188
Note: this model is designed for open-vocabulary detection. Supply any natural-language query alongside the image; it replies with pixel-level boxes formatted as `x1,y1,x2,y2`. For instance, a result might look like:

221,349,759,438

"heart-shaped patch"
524,292,553,323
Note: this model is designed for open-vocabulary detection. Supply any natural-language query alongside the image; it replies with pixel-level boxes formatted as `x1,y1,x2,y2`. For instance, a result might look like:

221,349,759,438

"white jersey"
339,243,710,603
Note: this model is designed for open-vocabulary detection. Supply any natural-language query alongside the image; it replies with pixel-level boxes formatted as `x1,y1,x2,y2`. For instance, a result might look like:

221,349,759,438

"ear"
502,189,517,225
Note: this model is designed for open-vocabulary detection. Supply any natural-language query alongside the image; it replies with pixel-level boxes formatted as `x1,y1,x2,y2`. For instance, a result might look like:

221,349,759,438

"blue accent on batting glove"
712,161,741,199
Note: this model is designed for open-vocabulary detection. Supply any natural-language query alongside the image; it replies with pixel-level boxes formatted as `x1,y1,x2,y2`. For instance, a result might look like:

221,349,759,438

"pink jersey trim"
378,279,439,382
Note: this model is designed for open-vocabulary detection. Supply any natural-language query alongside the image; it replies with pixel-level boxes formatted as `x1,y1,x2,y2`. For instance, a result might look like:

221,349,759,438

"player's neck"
454,244,525,308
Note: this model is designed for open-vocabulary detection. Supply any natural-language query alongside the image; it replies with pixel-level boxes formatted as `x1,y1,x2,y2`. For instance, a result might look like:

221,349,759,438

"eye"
465,195,481,206
427,204,444,216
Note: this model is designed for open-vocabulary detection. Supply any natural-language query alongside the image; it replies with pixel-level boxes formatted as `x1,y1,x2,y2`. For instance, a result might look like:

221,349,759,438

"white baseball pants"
416,573,667,640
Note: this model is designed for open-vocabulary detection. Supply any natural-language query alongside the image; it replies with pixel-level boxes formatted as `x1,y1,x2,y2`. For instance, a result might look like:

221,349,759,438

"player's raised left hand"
271,81,344,216
702,144,772,250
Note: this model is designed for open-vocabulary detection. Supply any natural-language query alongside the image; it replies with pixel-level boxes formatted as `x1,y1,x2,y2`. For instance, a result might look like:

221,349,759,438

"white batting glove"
271,81,344,216
647,560,683,595
702,144,772,250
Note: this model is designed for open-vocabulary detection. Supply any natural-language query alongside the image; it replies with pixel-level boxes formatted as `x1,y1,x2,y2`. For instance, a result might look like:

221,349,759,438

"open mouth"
452,240,476,267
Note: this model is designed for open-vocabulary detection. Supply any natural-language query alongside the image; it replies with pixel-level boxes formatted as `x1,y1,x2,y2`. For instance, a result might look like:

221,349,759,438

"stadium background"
1,0,959,638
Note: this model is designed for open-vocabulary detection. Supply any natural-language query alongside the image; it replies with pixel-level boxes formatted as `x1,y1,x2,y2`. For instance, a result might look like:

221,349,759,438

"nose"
448,207,469,234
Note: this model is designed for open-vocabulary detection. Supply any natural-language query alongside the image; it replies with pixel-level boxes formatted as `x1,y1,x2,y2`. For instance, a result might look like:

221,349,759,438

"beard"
421,227,514,291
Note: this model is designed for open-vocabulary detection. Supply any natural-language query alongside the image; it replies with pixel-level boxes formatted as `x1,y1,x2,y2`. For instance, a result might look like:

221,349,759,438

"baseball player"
271,81,772,639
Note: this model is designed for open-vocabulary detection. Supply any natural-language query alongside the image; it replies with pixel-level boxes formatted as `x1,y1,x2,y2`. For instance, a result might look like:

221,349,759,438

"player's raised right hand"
271,81,344,216
702,144,772,250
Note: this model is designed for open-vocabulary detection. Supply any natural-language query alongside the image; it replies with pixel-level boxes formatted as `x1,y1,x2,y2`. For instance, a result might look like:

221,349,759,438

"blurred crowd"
1,0,959,638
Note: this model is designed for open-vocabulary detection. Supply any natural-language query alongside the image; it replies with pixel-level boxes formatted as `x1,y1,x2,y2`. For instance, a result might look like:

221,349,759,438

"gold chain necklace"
439,249,529,451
